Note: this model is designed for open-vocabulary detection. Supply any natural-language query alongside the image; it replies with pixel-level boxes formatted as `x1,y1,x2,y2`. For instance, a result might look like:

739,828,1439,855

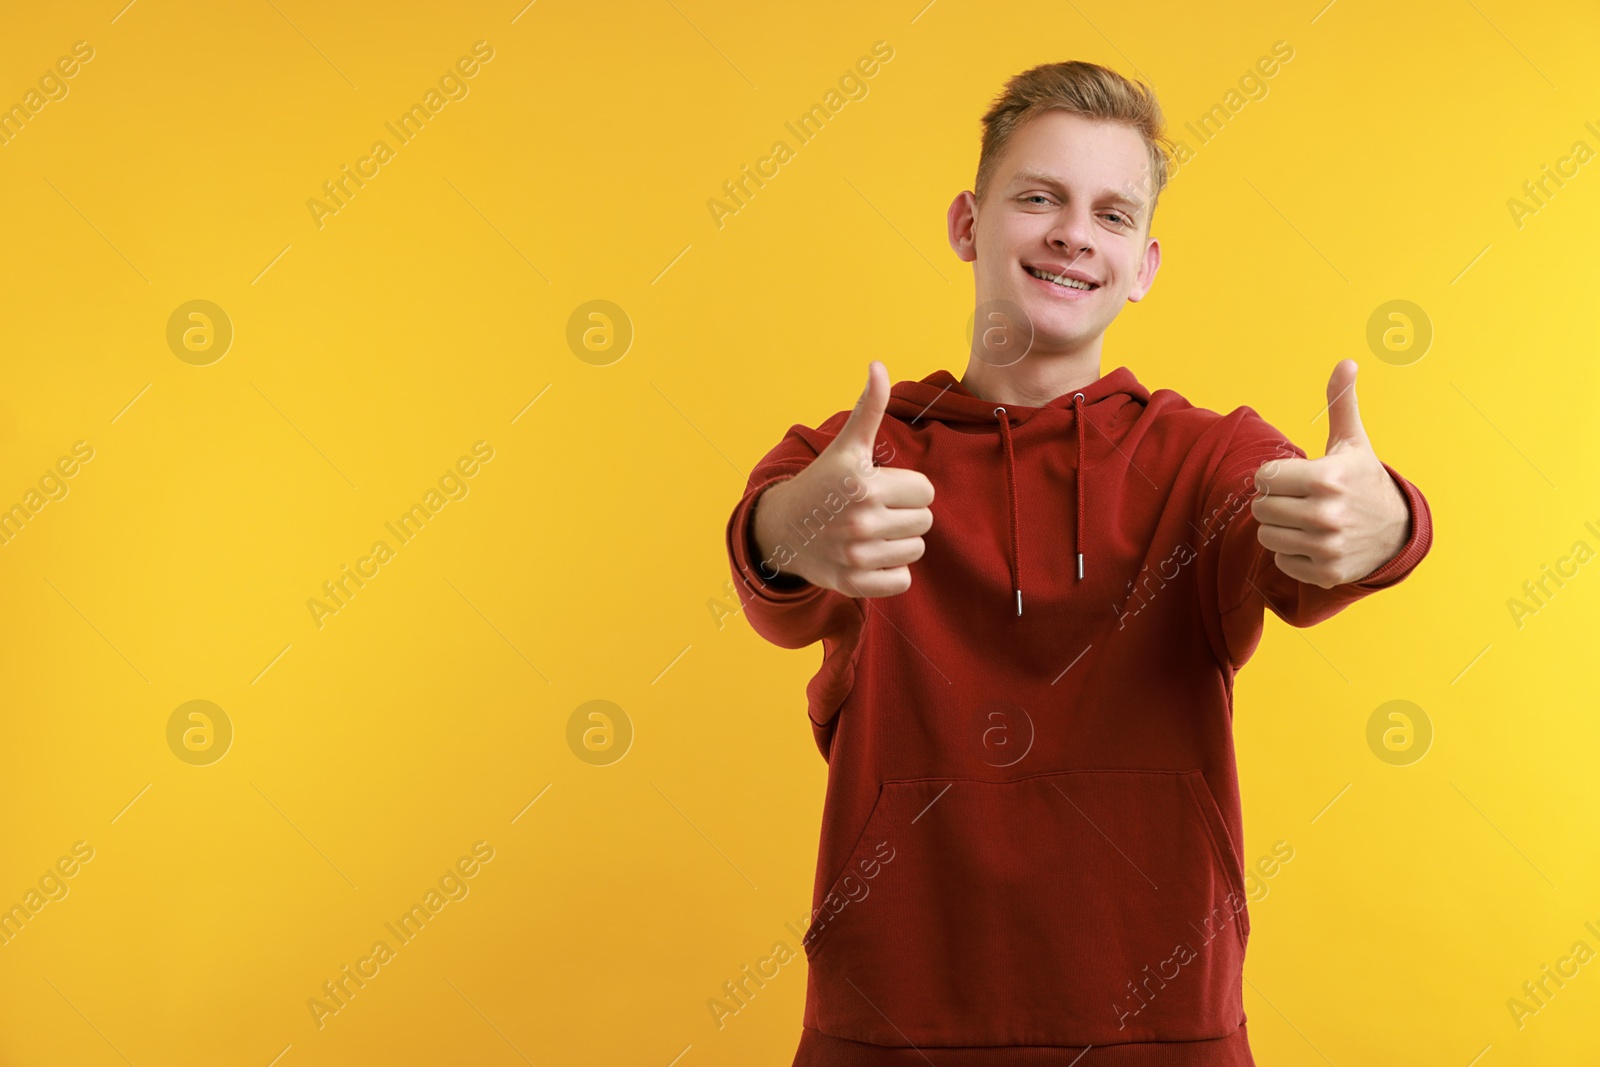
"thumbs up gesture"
751,361,936,598
1248,360,1411,589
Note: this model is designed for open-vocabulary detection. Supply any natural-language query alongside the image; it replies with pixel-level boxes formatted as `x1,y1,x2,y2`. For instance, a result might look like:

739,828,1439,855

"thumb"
1324,358,1371,456
833,360,890,459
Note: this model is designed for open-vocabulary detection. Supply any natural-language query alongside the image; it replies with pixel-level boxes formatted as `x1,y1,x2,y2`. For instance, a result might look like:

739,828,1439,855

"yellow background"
0,0,1595,1063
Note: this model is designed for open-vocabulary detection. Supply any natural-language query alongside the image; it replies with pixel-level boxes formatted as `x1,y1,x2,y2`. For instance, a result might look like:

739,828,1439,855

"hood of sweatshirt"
885,365,1149,618
725,362,1433,1063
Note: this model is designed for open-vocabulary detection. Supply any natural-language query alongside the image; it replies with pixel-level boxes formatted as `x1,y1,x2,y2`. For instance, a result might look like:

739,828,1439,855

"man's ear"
947,190,978,263
1125,235,1161,303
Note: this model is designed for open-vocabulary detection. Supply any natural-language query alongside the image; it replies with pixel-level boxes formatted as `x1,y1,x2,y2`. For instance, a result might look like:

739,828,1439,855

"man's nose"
1046,210,1095,258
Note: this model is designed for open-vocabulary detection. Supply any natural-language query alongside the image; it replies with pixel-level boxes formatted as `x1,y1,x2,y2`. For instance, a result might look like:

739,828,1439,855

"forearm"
726,474,857,649
750,478,809,586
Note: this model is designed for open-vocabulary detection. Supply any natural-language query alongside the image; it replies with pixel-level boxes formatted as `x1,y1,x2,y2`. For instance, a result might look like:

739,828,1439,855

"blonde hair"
975,61,1174,224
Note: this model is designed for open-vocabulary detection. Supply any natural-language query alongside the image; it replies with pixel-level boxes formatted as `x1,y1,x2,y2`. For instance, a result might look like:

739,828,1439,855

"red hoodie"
725,364,1432,1066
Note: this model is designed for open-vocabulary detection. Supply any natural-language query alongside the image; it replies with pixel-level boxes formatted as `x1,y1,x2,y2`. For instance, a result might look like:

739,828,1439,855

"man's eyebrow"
1008,169,1146,209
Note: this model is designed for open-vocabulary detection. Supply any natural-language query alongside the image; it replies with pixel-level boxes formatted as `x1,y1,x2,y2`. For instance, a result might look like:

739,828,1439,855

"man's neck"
959,346,1103,407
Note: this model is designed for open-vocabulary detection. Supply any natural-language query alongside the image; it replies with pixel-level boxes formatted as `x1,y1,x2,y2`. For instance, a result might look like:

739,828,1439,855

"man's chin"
1024,307,1100,351
976,290,1104,355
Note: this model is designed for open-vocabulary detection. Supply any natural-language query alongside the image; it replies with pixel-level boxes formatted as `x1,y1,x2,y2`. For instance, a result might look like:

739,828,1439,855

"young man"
724,61,1432,1066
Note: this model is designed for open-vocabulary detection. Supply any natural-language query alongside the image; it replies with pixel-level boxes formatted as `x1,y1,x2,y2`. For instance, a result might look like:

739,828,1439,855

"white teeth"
1027,266,1093,290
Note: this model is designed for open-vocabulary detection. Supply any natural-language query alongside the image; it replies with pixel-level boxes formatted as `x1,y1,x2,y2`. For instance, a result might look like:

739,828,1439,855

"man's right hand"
751,361,935,599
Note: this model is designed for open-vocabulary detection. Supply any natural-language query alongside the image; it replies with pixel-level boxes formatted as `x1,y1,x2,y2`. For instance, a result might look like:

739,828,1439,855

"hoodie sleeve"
725,424,866,652
1196,407,1433,671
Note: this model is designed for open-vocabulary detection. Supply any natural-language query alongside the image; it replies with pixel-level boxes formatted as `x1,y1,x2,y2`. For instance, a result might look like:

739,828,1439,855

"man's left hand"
1249,359,1411,589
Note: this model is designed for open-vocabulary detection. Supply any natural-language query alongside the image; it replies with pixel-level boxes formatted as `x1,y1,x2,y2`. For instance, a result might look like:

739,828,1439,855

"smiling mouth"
1025,265,1097,291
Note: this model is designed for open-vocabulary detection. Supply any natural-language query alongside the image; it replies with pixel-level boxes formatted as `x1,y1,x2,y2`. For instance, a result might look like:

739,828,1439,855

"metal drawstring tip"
1076,553,1084,580
1015,589,1023,616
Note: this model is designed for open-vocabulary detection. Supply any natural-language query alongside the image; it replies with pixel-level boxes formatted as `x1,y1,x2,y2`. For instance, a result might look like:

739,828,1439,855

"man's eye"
1020,194,1052,205
1104,213,1131,225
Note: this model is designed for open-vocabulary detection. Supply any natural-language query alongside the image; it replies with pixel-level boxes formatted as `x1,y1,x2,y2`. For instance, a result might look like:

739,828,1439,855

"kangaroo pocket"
803,769,1250,1047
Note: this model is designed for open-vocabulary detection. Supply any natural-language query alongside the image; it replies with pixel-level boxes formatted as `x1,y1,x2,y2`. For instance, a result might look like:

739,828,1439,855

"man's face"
949,111,1161,356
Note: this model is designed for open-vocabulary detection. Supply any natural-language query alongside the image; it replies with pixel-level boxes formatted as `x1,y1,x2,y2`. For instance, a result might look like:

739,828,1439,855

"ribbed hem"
793,1021,1255,1066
